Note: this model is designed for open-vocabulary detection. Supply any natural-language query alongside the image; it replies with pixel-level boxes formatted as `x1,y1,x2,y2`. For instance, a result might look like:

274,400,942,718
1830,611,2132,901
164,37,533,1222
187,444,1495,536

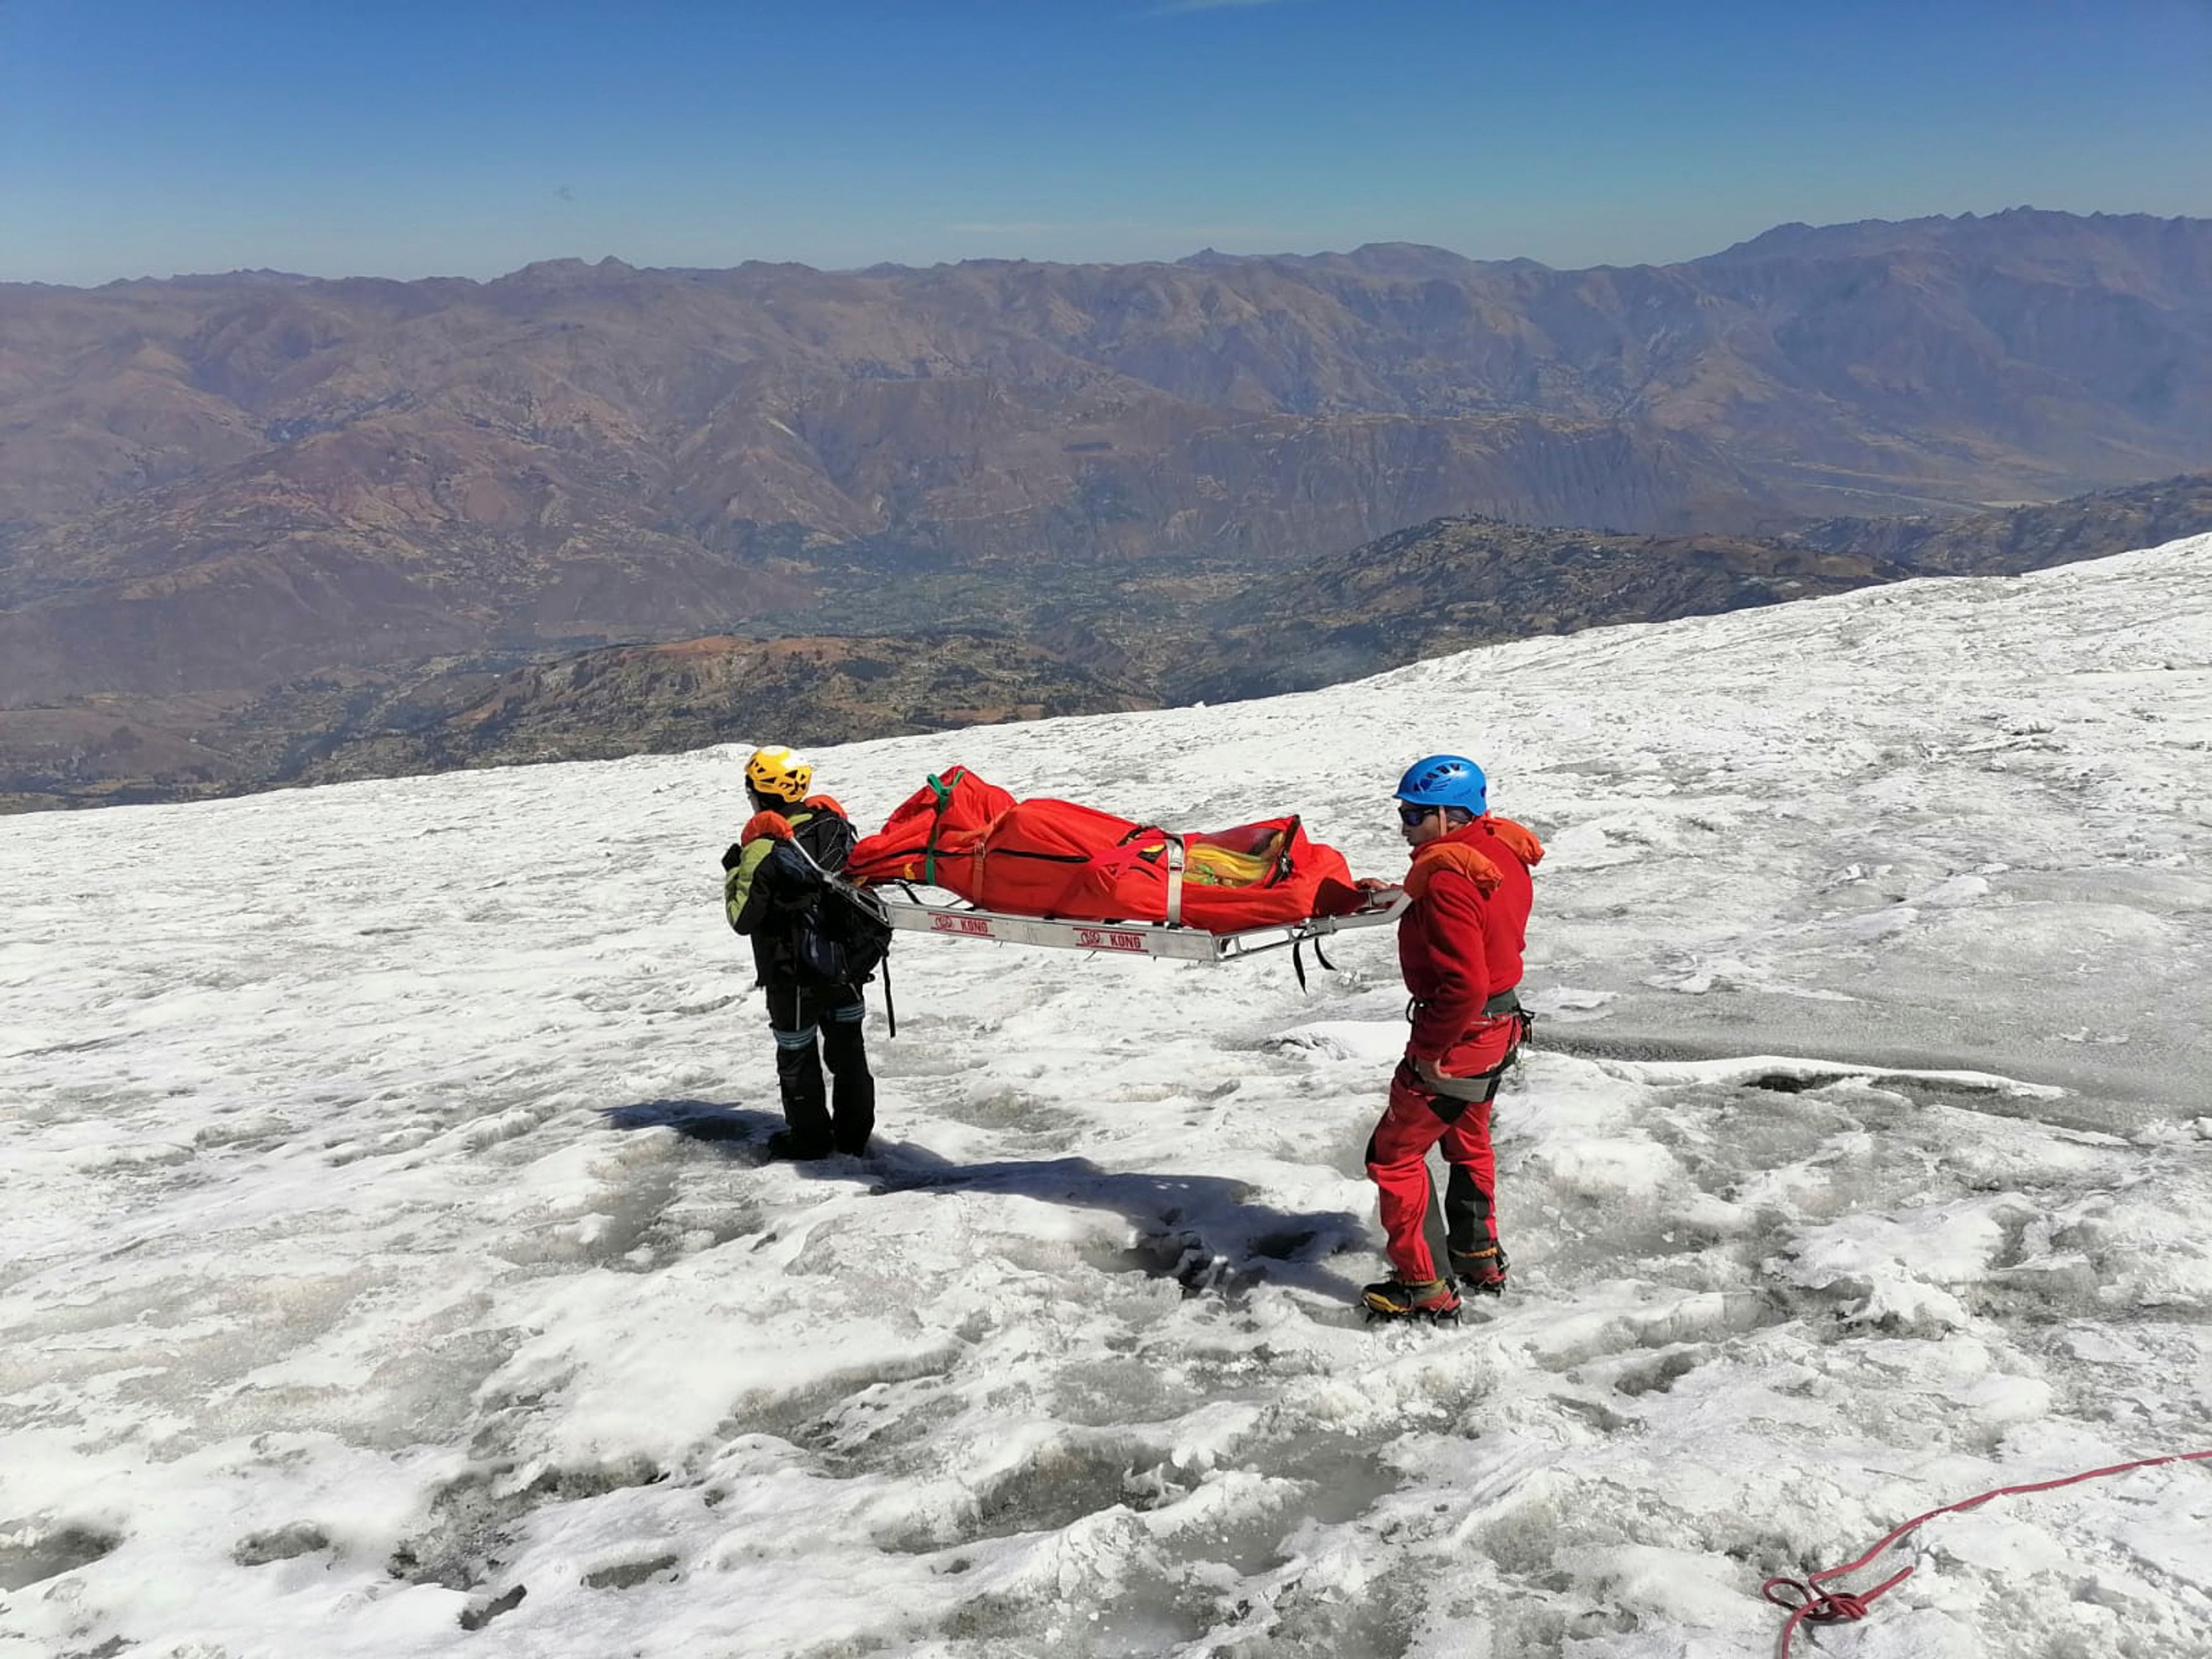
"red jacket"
1398,815,1543,1064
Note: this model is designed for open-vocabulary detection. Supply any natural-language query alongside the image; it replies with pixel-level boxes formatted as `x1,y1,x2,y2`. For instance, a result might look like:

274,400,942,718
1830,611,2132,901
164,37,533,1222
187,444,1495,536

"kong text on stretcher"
877,885,1411,966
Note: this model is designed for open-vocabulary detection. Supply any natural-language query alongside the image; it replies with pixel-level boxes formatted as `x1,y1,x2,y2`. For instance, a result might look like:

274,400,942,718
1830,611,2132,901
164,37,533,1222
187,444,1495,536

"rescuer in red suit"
1361,754,1544,1322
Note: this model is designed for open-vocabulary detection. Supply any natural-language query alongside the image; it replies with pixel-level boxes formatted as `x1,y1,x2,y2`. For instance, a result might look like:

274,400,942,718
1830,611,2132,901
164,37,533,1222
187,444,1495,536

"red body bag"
848,765,1363,931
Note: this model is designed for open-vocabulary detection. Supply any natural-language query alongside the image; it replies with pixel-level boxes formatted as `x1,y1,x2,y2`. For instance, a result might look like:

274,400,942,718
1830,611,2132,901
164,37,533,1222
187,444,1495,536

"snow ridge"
3,538,2209,1656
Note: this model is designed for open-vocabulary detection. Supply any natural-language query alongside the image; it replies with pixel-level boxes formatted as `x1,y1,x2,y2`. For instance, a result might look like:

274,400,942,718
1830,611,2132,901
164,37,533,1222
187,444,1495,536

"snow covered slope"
4,537,2209,1658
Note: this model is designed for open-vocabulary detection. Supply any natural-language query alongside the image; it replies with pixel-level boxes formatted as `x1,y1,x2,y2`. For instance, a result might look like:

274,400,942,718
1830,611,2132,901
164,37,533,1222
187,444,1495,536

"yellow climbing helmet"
744,745,814,803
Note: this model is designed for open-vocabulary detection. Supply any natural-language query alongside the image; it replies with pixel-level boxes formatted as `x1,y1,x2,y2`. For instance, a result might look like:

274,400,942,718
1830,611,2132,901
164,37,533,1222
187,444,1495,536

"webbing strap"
921,772,953,886
1163,832,1185,928
1291,933,1336,994
1422,1060,1512,1104
1407,988,1524,1023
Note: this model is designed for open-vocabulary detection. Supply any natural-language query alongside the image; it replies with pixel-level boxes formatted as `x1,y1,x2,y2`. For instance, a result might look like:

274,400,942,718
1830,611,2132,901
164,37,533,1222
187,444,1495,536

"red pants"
1365,1045,1509,1284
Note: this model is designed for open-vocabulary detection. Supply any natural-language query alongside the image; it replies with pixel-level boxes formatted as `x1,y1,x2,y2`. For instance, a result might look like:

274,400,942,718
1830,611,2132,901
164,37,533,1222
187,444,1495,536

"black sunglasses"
1397,803,1438,826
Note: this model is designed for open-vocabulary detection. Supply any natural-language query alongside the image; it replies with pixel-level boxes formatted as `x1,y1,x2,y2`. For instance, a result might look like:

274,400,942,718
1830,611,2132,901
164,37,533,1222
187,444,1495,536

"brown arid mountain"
0,633,1155,811
0,264,1756,707
4,211,2210,810
284,632,1158,786
1170,469,2212,702
1790,471,2212,575
1169,524,1912,702
11,470,2205,813
296,468,2212,788
6,209,2211,712
1166,468,2212,702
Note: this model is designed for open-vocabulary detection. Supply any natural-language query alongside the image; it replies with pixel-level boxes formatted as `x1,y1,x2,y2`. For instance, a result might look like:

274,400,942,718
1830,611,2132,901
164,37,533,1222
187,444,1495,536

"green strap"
922,771,954,886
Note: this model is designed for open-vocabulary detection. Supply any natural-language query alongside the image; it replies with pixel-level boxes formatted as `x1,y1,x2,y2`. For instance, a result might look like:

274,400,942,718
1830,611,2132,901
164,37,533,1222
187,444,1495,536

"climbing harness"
1401,990,1536,1100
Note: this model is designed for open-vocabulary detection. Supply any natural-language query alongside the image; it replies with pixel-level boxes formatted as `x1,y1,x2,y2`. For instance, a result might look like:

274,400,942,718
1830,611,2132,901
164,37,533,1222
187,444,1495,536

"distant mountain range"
3,209,2209,808
1178,471,2212,702
6,471,2206,811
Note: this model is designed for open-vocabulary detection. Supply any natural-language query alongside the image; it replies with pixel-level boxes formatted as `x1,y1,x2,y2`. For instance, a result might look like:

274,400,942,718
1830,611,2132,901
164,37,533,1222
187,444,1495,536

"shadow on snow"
599,1097,1368,1302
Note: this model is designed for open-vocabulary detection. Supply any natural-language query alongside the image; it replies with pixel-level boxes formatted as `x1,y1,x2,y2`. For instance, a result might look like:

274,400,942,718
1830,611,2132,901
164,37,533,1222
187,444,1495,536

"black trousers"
768,981,875,1155
1437,1066,1507,1260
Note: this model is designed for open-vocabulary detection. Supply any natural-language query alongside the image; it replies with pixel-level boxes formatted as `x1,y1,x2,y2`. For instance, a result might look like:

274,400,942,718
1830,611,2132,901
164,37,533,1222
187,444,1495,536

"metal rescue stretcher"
877,884,1411,970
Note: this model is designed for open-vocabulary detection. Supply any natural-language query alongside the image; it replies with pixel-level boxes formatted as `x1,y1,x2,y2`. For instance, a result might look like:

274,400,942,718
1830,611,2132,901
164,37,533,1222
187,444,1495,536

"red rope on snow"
1762,1449,2212,1656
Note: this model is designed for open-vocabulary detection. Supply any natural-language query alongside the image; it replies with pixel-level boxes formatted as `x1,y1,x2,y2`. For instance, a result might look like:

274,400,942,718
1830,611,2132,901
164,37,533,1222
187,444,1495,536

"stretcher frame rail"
878,888,1410,965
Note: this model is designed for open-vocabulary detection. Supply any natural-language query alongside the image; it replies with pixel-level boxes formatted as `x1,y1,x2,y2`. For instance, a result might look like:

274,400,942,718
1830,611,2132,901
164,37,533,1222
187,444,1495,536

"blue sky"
3,0,2208,285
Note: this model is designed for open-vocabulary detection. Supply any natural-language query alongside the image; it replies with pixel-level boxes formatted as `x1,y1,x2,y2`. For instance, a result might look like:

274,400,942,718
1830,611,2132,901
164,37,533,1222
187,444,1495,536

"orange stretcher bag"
847,765,1364,931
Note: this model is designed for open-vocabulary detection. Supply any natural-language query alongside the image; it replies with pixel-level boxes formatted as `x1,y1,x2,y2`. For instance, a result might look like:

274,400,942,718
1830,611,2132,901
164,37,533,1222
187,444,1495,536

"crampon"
1361,1277,1462,1322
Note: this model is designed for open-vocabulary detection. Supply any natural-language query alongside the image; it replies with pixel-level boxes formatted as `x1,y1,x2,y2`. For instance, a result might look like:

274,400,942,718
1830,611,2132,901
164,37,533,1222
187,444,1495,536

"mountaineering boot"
1362,1277,1463,1322
1449,1244,1509,1296
766,1128,835,1161
820,1009,875,1157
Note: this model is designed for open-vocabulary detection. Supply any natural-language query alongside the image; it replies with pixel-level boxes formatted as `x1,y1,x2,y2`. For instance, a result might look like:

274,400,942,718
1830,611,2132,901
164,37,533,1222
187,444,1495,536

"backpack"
769,812,894,989
791,875,894,989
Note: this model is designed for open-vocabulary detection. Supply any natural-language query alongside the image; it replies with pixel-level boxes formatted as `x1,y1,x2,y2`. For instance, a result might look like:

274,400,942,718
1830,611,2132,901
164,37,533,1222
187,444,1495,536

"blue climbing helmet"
1396,753,1488,815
